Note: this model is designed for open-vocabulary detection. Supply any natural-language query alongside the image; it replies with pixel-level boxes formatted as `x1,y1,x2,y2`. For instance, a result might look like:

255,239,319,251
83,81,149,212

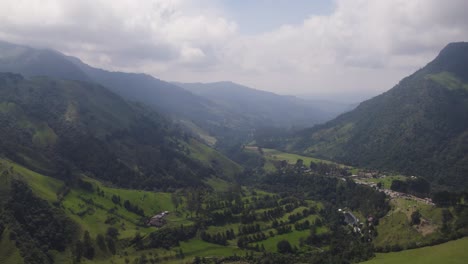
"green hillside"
0,159,304,263
0,228,24,264
285,42,468,189
362,237,468,264
0,73,239,190
0,155,395,264
0,159,186,239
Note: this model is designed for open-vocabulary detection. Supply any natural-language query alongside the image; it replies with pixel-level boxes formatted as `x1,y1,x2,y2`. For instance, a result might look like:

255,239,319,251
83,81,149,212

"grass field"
360,175,407,189
262,148,335,165
245,146,349,173
362,237,468,264
179,239,244,258
0,228,24,264
374,197,444,249
188,139,242,180
2,159,187,239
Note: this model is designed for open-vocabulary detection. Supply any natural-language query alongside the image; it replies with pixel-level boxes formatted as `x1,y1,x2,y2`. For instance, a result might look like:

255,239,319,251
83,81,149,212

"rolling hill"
285,42,468,189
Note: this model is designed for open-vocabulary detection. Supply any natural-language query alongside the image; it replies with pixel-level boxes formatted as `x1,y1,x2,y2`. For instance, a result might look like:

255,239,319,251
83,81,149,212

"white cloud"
0,0,467,96
0,0,236,68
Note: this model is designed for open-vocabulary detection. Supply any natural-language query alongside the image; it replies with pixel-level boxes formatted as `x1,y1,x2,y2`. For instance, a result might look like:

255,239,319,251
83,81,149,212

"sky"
0,0,467,99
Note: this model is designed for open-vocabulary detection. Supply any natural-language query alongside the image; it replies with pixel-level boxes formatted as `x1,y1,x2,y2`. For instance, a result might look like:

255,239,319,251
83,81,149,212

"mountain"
285,42,468,189
0,41,341,149
0,42,252,148
0,72,240,190
174,81,342,128
0,41,253,144
68,59,254,136
0,41,90,81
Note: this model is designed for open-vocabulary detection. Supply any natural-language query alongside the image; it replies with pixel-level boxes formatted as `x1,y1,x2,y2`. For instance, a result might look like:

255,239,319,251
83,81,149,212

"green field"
188,139,242,180
374,197,444,249
262,148,335,165
245,147,350,173
361,175,407,189
2,159,186,240
0,228,24,264
362,237,468,264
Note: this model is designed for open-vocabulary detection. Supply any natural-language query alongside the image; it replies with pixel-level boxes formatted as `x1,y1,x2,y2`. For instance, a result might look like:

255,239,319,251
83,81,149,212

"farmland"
0,158,328,263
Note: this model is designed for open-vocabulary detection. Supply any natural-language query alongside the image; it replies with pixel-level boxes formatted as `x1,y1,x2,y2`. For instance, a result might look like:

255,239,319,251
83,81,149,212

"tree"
277,239,294,254
106,227,120,239
133,232,144,250
111,195,121,205
411,211,421,225
74,240,84,262
96,234,107,251
171,192,180,211
83,231,95,259
390,180,407,193
106,236,117,255
295,159,304,168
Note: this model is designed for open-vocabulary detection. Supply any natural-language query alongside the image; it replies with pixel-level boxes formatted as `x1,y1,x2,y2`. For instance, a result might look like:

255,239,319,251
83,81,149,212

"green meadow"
362,237,468,264
245,146,351,173
374,197,446,250
2,159,186,240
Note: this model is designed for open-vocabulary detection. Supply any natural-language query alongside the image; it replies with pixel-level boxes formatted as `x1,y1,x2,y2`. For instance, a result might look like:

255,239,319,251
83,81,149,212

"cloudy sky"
0,0,467,99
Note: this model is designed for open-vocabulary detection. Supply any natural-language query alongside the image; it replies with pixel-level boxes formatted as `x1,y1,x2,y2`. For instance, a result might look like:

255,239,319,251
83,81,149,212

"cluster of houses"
339,209,377,239
380,189,434,205
339,209,364,234
351,172,434,206
147,211,170,227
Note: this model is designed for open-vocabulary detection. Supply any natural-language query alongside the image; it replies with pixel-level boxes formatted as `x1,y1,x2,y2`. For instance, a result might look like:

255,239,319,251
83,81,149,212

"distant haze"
0,0,467,96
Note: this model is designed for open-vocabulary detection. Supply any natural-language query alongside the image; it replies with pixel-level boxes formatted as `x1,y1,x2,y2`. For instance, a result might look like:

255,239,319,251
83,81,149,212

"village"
351,173,435,206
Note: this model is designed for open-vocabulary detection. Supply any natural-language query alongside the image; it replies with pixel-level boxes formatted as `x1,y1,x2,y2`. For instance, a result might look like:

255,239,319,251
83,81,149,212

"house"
343,211,359,226
147,211,170,227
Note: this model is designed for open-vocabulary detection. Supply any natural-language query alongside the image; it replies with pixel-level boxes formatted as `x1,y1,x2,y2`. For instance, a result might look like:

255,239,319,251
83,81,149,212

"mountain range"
0,40,342,149
2,40,467,189
174,81,347,128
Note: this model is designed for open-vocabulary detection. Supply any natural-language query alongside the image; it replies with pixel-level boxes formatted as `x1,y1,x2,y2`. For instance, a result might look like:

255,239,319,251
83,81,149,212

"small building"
147,211,170,227
343,211,359,226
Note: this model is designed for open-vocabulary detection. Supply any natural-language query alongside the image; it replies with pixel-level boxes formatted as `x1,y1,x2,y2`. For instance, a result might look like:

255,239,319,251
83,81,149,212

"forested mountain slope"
0,41,90,82
286,42,468,189
0,73,239,190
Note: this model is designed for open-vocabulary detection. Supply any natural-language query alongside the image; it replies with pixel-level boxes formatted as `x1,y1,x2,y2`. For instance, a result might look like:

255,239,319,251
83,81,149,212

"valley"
0,39,467,264
2,144,464,264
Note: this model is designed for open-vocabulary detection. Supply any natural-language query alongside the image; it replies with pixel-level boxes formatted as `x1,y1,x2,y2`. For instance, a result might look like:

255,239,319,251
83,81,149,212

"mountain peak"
424,42,468,81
